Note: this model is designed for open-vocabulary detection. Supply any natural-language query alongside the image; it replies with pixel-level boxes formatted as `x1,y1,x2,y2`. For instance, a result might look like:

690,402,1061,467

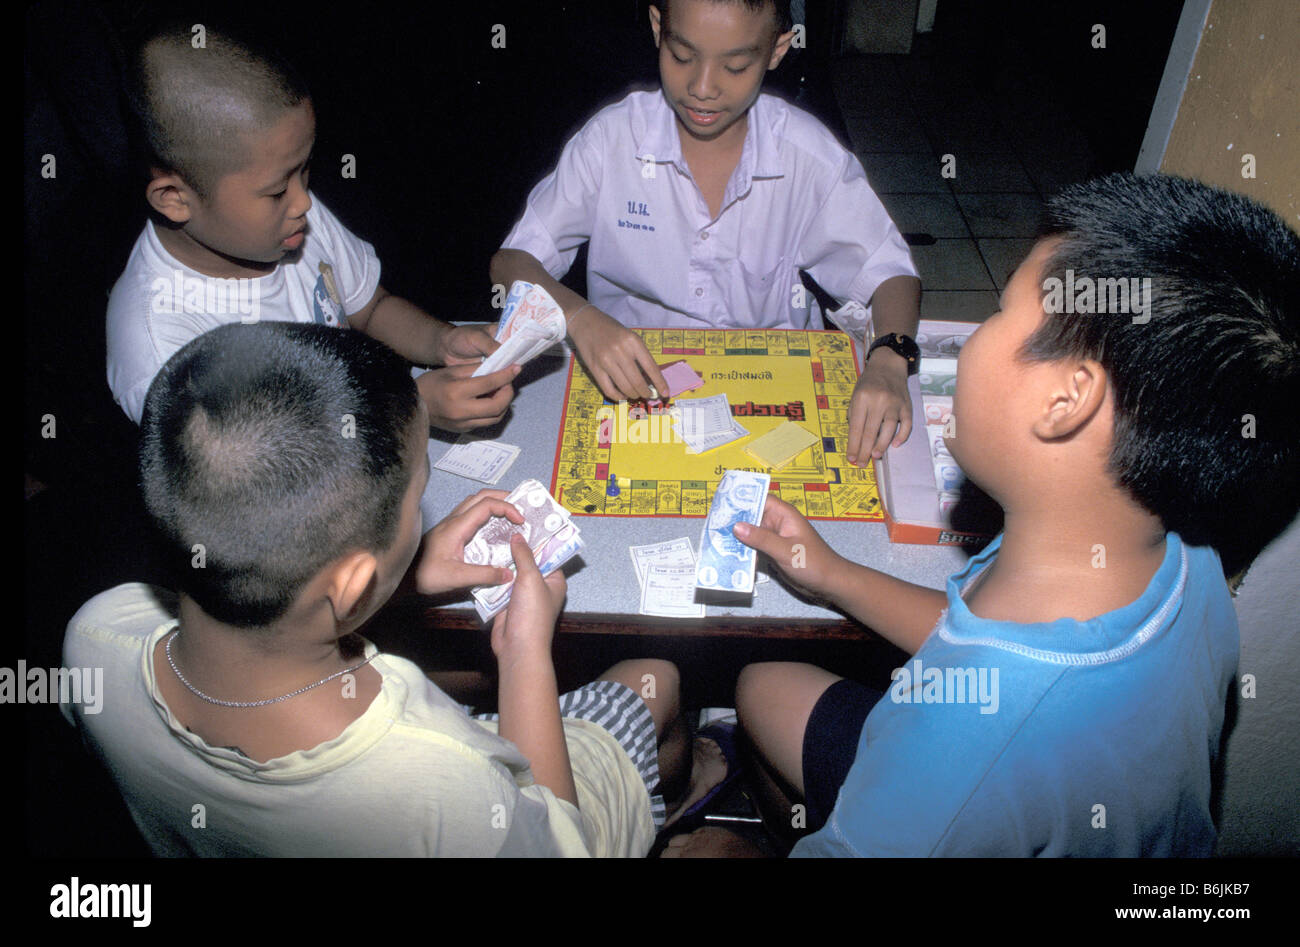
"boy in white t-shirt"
65,322,723,856
108,23,517,433
493,0,922,464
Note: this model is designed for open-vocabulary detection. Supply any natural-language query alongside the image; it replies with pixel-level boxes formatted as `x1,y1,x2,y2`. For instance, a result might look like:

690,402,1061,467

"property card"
433,436,521,485
640,564,706,618
682,420,749,454
673,394,734,437
629,538,697,589
672,394,750,453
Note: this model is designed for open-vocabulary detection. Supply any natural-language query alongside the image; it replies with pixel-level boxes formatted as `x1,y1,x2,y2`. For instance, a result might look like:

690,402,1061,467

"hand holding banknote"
435,324,502,365
491,535,567,659
464,479,584,620
732,495,846,603
472,281,568,377
415,490,523,595
416,363,519,433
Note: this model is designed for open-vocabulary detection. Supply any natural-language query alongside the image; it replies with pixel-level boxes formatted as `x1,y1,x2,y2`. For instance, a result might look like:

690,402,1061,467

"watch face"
873,334,920,373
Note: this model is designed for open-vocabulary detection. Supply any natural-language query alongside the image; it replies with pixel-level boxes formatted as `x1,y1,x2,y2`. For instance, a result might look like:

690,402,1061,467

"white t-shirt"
106,196,382,423
502,90,917,330
62,584,655,857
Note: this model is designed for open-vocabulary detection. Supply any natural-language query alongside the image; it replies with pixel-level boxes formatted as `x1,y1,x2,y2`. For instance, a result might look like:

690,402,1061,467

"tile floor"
830,35,1097,322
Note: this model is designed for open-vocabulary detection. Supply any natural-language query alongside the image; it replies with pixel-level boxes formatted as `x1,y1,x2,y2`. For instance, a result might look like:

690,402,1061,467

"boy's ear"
1032,358,1108,441
146,171,196,224
649,5,663,47
768,26,796,69
325,551,380,624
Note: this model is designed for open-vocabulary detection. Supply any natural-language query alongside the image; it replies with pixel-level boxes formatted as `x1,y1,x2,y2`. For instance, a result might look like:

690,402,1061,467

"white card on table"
433,437,521,485
640,564,706,618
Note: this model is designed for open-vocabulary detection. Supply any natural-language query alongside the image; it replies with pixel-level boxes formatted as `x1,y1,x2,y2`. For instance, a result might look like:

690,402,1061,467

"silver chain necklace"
165,629,375,708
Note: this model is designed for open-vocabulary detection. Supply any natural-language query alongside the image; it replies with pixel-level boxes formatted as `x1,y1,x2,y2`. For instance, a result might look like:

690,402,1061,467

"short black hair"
1023,172,1300,572
659,0,794,37
140,323,421,627
125,21,310,200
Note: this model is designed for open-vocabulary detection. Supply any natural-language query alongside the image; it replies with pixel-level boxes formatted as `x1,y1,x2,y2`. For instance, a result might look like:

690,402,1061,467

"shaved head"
130,24,310,199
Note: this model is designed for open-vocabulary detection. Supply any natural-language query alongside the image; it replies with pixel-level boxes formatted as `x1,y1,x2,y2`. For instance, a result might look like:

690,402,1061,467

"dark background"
22,0,1182,855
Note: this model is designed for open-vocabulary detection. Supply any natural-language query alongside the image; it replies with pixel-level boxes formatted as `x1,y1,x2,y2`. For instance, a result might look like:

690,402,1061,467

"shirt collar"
635,92,786,186
939,531,1187,665
744,94,786,180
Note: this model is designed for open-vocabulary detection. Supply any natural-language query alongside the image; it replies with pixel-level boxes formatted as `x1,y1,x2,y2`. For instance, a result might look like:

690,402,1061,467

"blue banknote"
695,470,771,593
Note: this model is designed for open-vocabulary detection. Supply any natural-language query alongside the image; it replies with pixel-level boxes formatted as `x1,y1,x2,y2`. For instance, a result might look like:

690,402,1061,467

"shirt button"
701,231,709,240
695,288,704,297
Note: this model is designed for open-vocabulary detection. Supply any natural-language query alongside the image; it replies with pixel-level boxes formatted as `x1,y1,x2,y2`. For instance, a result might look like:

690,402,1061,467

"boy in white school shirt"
492,0,923,463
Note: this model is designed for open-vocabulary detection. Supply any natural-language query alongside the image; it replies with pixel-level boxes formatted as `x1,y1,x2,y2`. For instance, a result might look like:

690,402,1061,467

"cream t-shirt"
62,584,655,857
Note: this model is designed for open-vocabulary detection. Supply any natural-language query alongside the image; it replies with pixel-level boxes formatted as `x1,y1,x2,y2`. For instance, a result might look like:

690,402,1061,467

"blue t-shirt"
793,532,1237,857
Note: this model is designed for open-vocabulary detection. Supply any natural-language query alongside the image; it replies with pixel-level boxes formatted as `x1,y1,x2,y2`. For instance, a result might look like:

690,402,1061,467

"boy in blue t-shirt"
728,173,1299,856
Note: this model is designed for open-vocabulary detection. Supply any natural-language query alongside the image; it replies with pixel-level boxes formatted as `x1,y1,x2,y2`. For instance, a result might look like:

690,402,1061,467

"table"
413,350,972,641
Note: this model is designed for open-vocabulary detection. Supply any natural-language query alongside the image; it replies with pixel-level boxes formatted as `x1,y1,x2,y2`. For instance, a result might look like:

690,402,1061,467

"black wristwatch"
866,332,920,375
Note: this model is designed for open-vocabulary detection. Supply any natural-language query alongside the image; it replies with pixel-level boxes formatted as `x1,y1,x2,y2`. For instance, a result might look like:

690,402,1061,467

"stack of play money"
695,469,771,595
472,281,567,377
465,479,584,620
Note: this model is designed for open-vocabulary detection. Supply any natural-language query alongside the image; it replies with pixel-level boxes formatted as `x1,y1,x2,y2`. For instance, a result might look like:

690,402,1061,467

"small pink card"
659,360,704,398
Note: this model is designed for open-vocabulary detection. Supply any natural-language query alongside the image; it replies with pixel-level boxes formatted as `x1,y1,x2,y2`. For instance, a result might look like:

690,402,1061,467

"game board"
550,328,883,521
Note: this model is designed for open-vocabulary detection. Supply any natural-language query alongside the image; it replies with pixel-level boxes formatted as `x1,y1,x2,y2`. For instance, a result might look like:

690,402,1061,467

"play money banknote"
465,479,583,620
695,470,771,594
472,281,567,377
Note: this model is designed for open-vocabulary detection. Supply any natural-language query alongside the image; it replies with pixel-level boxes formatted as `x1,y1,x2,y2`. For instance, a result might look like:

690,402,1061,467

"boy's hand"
847,349,913,465
416,363,519,432
733,495,846,603
415,490,522,595
568,305,668,402
490,535,567,660
435,324,500,366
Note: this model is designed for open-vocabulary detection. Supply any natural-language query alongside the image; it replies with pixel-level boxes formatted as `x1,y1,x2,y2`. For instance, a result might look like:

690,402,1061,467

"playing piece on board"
472,280,566,377
695,469,771,594
743,421,820,471
433,436,521,485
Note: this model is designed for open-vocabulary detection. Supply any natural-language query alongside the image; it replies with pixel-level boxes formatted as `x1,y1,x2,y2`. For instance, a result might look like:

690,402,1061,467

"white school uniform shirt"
501,90,916,330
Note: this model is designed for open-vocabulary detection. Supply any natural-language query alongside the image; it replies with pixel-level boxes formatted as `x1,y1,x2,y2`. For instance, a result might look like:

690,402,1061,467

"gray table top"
419,355,971,622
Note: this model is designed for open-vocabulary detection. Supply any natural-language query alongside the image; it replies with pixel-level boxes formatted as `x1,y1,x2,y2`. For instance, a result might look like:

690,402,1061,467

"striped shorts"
475,680,665,829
